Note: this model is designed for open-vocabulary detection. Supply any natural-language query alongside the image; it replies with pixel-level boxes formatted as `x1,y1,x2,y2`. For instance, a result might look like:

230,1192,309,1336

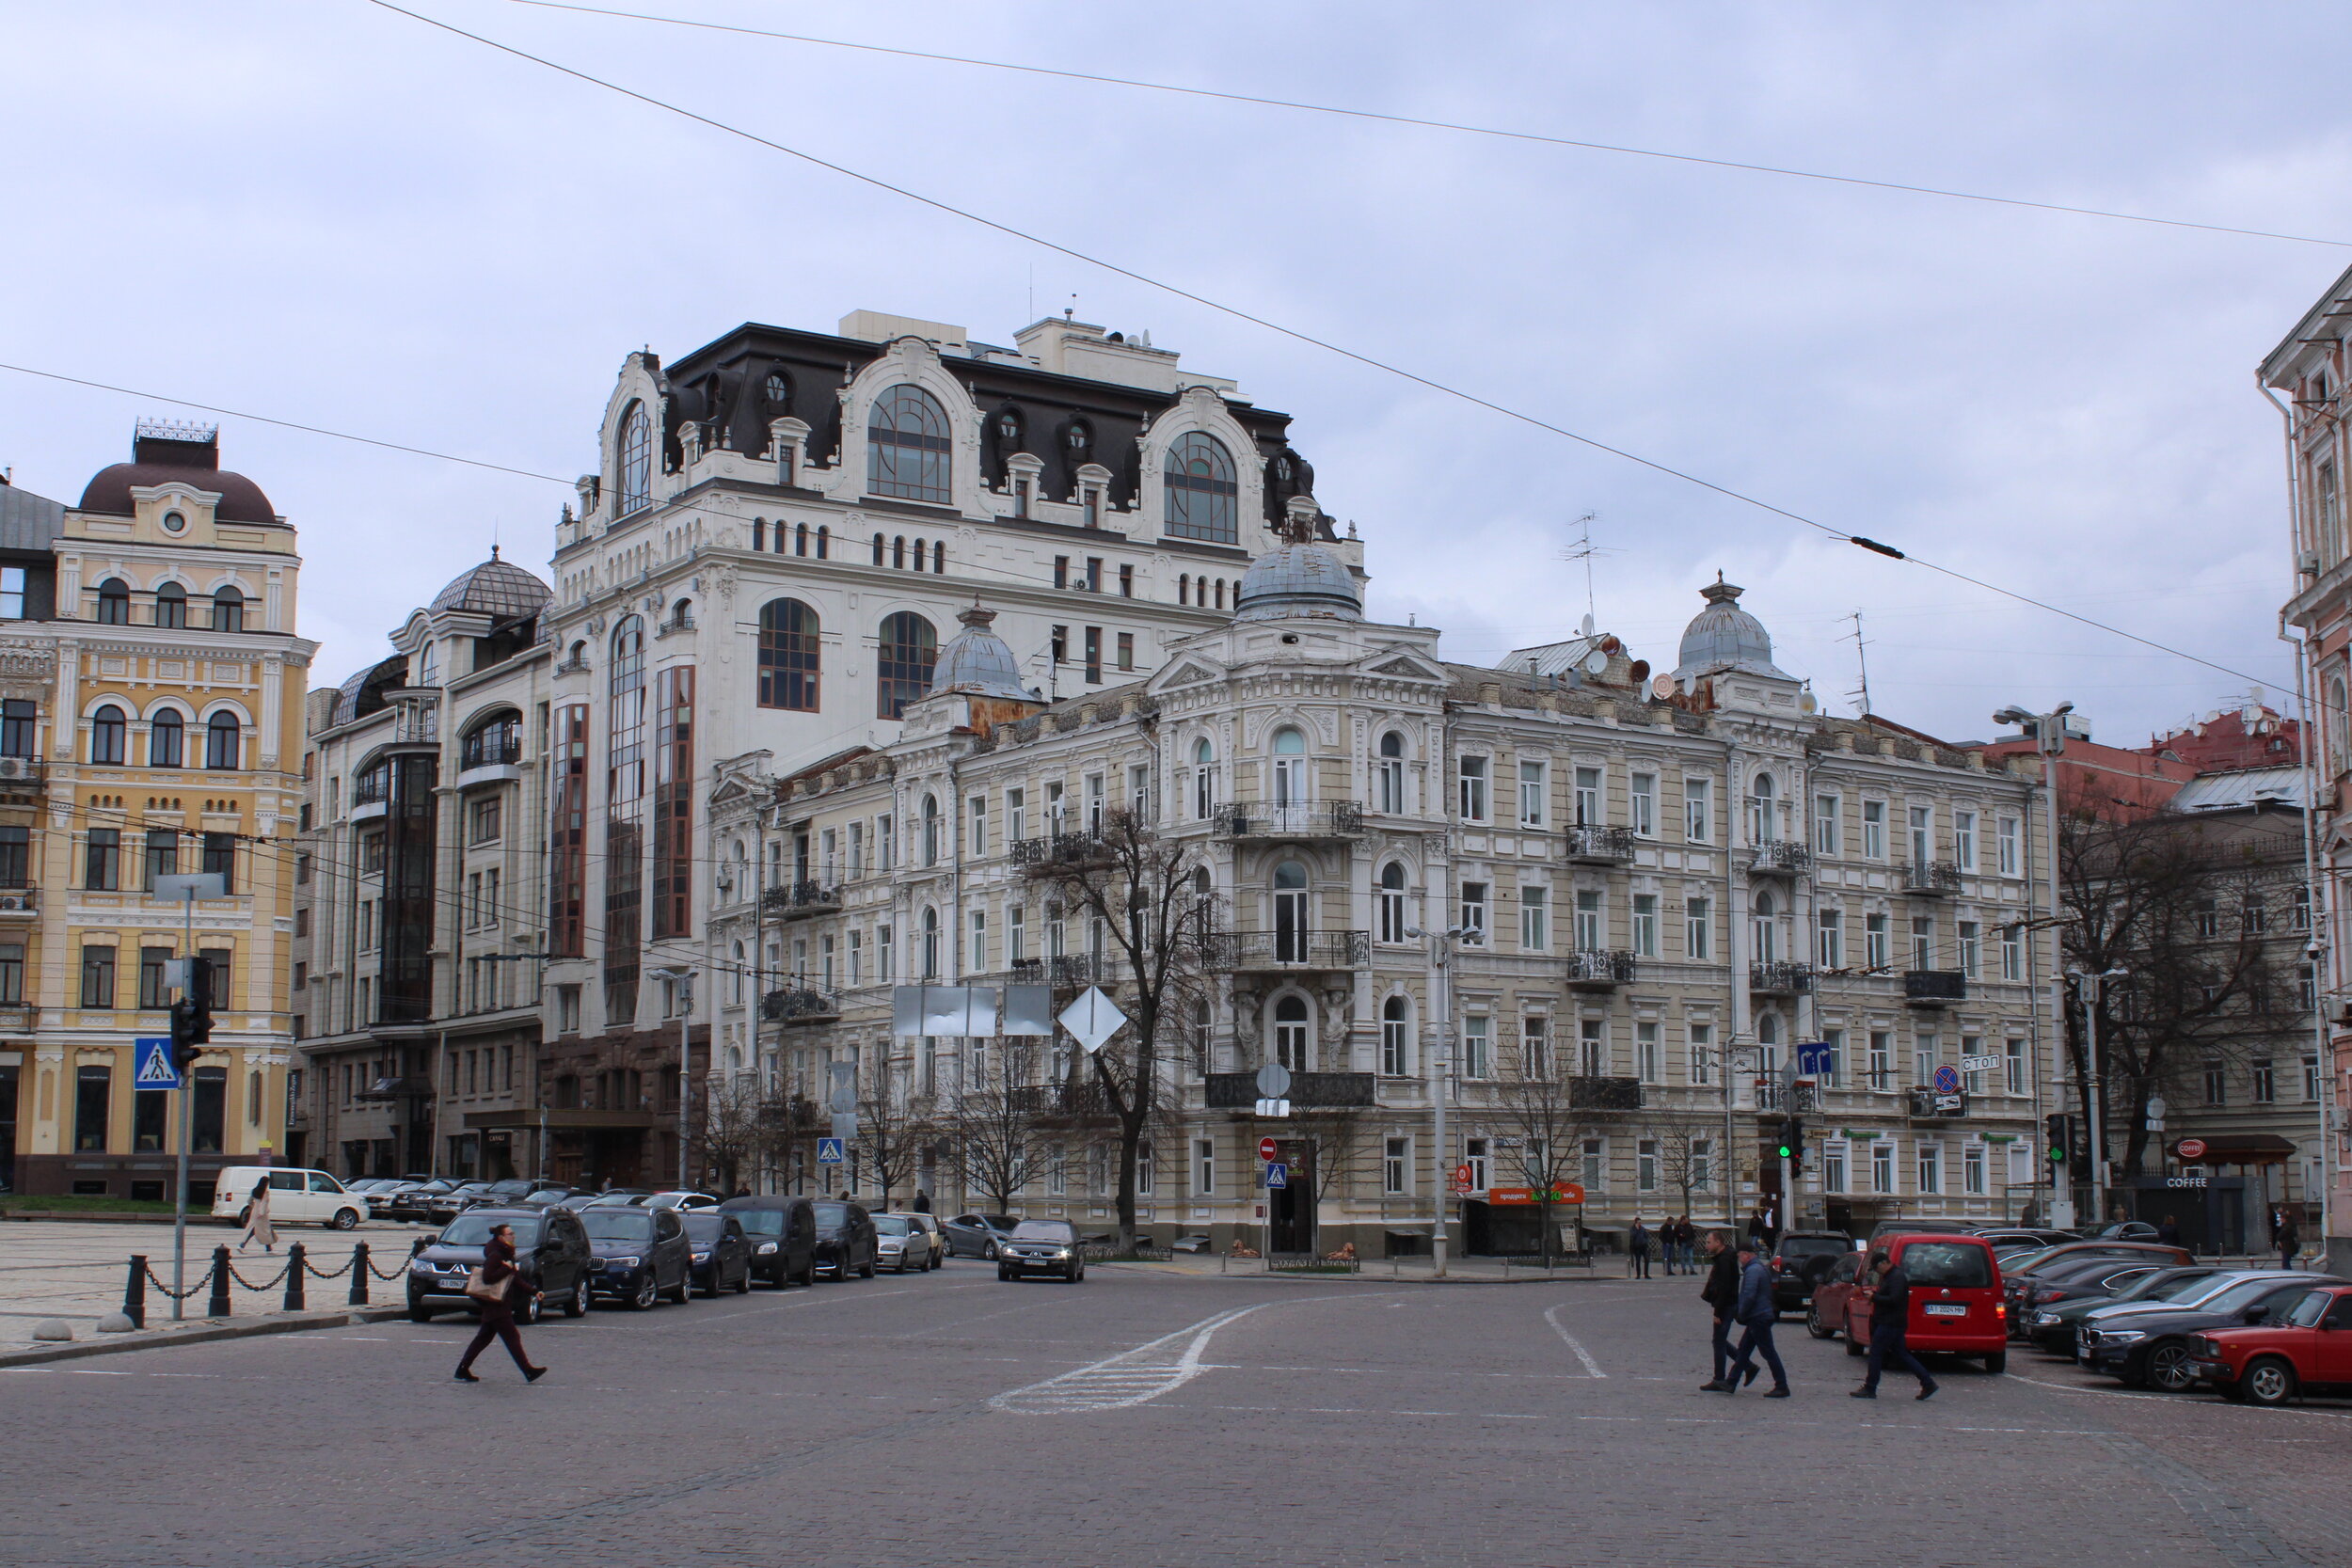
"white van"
209,1167,369,1229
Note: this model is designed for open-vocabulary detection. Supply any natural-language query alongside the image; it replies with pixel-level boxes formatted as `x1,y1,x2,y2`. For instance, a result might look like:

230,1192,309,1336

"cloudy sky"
3,1,2344,747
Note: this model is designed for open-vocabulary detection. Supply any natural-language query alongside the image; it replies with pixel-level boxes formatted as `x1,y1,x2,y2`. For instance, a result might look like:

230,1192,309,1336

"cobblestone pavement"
0,1218,433,1345
1,1260,2344,1568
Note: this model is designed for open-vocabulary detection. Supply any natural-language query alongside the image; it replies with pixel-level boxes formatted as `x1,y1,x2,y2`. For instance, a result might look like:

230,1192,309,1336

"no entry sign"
1258,1137,1279,1163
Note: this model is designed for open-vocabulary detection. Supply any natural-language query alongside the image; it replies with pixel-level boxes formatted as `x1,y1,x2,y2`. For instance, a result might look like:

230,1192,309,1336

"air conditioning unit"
0,757,33,781
2300,552,2323,577
0,895,28,911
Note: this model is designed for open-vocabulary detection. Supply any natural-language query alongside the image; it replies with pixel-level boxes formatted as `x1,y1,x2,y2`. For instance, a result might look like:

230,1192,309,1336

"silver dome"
1232,540,1360,622
430,550,551,620
1674,576,1788,681
929,603,1031,701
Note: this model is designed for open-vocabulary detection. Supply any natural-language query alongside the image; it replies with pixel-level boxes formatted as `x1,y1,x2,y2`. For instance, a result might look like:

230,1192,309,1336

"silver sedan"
874,1213,937,1273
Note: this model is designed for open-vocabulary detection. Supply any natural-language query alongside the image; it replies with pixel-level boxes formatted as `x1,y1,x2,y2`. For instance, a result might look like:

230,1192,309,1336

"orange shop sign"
1486,1183,1586,1207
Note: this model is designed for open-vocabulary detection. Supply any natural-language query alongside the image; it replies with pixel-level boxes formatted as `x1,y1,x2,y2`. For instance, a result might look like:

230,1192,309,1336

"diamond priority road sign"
1058,987,1128,1053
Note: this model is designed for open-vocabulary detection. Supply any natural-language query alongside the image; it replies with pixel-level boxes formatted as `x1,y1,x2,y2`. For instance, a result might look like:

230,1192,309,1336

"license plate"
1923,1304,1967,1317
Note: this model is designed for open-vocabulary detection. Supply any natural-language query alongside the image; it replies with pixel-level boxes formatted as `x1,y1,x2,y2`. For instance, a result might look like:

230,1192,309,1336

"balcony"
1751,841,1811,874
1749,959,1813,996
1902,969,1966,1007
1753,1078,1822,1113
761,881,842,920
1204,1070,1375,1109
1009,954,1116,989
1007,1080,1121,1119
1213,801,1364,840
762,989,839,1024
1565,948,1636,991
1901,861,1962,896
1564,824,1635,865
1202,930,1369,972
1568,1075,1644,1112
1010,832,1115,874
1905,1085,1969,1120
0,889,34,920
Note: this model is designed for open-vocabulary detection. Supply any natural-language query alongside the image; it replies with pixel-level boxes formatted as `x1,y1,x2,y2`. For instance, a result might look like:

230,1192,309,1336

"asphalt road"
3,1259,2345,1568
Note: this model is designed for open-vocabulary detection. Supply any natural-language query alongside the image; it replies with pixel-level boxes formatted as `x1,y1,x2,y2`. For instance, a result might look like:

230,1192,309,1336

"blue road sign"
1932,1064,1962,1095
133,1037,181,1091
816,1137,846,1164
1796,1042,1836,1077
1263,1163,1288,1190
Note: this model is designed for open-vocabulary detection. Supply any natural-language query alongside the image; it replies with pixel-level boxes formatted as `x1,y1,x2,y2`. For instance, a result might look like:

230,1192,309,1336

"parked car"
2189,1282,2352,1404
2087,1221,2162,1243
342,1178,399,1215
997,1219,1086,1283
644,1191,723,1212
2088,1275,2344,1390
1806,1249,1867,1338
682,1212,754,1296
580,1205,694,1309
943,1212,1020,1259
2022,1265,2230,1353
1843,1232,2007,1373
2002,1242,2192,1333
208,1166,370,1230
812,1200,878,1278
2013,1258,2173,1343
902,1212,947,1268
583,1188,658,1208
423,1181,498,1225
516,1184,580,1207
384,1179,464,1221
718,1196,818,1287
465,1179,539,1211
1974,1227,2079,1251
875,1213,937,1273
406,1207,595,1323
1770,1231,1856,1312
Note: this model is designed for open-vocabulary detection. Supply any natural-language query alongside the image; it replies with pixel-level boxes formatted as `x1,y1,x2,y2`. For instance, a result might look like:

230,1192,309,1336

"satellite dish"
1799,690,1818,714
1580,612,1596,638
1650,673,1677,700
1582,649,1609,676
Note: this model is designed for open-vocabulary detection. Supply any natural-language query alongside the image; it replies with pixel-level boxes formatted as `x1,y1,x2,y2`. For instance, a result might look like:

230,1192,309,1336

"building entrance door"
1268,1138,1316,1255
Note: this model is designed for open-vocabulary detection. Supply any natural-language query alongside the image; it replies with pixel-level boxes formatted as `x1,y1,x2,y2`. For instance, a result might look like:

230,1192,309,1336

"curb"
0,1305,409,1368
1095,1261,1627,1286
0,1212,236,1226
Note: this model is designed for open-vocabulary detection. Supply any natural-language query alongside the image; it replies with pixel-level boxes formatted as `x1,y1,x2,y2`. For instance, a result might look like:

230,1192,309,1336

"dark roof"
76,428,279,525
0,479,66,552
430,555,552,618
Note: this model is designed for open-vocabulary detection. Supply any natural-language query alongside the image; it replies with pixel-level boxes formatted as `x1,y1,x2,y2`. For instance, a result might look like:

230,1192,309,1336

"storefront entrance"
1268,1138,1317,1254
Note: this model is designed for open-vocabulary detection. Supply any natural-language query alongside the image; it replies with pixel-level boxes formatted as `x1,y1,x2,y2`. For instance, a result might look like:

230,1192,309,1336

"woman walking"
237,1178,276,1254
455,1223,547,1385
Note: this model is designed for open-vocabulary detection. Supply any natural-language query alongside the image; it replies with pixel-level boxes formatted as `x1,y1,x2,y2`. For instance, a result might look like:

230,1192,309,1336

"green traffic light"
1775,1145,1793,1160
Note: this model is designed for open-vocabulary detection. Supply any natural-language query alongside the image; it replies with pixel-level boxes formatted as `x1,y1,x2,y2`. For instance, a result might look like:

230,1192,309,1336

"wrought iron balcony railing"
1563,824,1636,864
1203,1070,1375,1109
761,881,842,918
1009,831,1115,871
1901,861,1962,895
1752,840,1812,873
1902,969,1966,1006
1212,801,1364,839
1749,959,1814,995
1009,954,1116,988
1565,948,1636,988
1568,1075,1644,1111
1202,930,1370,971
762,988,838,1023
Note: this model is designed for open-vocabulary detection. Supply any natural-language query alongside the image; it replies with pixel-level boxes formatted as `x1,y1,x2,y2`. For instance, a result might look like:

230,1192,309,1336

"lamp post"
1406,924,1470,1278
650,966,697,1191
1722,1033,1760,1234
2067,966,2130,1227
1995,703,2086,1225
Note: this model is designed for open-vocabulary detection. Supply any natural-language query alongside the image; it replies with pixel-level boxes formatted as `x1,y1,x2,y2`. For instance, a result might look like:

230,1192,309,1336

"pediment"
1361,654,1445,682
1153,659,1227,689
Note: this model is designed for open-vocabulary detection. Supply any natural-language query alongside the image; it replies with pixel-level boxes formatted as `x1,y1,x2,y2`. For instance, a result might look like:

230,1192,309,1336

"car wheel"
329,1207,360,1230
518,1292,543,1325
797,1257,817,1287
985,1241,999,1261
407,1295,434,1324
1843,1322,1865,1357
564,1277,589,1319
671,1272,693,1306
2242,1355,2297,1407
1805,1303,1833,1340
629,1275,657,1311
735,1263,752,1294
237,1206,252,1227
1981,1351,2006,1375
998,1265,1013,1282
2144,1341,2195,1393
701,1270,719,1298
859,1255,876,1279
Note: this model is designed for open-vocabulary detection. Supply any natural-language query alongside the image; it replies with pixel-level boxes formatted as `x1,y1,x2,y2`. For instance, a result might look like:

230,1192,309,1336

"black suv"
811,1200,878,1279
719,1196,818,1287
580,1205,694,1309
1770,1231,1855,1313
407,1207,595,1323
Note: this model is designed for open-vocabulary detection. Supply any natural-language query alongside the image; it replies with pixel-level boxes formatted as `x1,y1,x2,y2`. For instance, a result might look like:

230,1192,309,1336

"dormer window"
1166,433,1237,545
764,372,790,409
868,385,951,504
160,510,187,535
616,399,652,515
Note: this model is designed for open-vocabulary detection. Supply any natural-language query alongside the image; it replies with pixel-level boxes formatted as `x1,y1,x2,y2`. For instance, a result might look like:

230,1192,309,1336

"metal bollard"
283,1242,307,1313
347,1241,371,1307
206,1245,232,1318
124,1255,148,1330
410,1235,429,1258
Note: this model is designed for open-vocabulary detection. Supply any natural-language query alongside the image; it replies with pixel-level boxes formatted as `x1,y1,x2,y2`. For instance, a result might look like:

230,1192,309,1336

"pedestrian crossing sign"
817,1137,845,1164
134,1037,181,1091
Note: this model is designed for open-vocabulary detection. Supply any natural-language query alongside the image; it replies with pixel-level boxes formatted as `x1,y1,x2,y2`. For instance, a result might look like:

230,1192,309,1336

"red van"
1844,1232,2008,1374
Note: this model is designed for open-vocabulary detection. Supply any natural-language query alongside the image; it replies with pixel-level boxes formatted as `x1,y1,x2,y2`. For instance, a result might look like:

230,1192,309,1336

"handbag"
464,1263,508,1306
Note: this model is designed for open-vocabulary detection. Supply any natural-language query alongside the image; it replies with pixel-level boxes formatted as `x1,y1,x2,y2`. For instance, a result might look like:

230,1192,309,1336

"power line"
0,361,572,484
504,0,2352,252
366,0,2284,696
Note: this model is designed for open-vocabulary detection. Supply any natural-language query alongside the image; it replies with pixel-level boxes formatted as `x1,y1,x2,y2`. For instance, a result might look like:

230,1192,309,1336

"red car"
2188,1283,2352,1405
1842,1232,2009,1374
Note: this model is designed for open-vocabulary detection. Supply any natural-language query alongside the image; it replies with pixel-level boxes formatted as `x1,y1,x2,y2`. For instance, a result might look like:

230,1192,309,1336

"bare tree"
855,1061,935,1212
691,1069,800,1195
1490,1029,1614,1263
1027,805,1212,1249
947,1041,1054,1212
1645,1111,1722,1227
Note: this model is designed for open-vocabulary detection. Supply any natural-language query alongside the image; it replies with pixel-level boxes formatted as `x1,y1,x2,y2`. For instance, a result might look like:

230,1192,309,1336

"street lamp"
649,966,697,1191
2066,966,2130,1227
1406,924,1471,1277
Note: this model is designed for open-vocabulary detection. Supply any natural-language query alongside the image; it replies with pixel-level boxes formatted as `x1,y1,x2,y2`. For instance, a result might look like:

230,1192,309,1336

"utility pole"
651,966,697,1191
1408,924,1469,1277
158,871,225,1320
1995,703,2086,1226
2070,966,2129,1227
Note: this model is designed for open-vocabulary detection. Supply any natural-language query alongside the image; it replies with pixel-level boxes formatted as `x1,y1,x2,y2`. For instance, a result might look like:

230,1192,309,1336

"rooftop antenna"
1560,511,1611,627
1845,610,1873,717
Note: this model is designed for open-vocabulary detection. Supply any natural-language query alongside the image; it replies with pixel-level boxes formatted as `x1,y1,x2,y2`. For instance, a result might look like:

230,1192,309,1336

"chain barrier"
138,1261,211,1302
119,1236,420,1323
224,1259,293,1292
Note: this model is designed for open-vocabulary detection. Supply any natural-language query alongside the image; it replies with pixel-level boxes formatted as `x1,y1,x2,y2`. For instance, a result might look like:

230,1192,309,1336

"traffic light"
1776,1117,1804,1176
2045,1113,2074,1166
169,955,214,1072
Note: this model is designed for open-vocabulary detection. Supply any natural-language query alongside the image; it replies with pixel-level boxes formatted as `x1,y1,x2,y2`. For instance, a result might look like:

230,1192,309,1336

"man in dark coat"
1716,1241,1790,1397
1852,1250,1936,1401
1697,1230,1741,1391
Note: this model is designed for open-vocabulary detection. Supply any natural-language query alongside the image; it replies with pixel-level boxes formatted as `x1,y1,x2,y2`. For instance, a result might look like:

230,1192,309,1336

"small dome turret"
929,603,1031,700
430,548,551,619
1232,539,1360,622
1674,575,1788,681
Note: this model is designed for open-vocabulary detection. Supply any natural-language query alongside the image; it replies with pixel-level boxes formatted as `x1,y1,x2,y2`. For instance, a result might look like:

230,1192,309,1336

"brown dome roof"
75,425,279,525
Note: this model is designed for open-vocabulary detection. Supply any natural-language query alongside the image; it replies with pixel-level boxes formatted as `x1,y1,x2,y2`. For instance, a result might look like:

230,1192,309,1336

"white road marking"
2005,1370,2352,1422
991,1304,1271,1415
1544,1304,1606,1377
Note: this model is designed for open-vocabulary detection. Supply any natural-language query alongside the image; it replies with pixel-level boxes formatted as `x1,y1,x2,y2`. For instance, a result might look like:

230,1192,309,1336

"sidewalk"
1104,1252,1681,1284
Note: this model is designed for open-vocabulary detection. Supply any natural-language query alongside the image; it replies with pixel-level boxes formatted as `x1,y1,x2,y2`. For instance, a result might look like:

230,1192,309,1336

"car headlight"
880,1241,902,1251
756,1242,777,1255
2032,1311,2059,1325
1053,1247,1073,1259
2101,1330,2147,1345
605,1255,639,1269
409,1260,434,1275
691,1251,710,1262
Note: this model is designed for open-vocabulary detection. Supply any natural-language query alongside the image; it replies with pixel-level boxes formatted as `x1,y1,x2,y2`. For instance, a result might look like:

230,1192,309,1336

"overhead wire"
505,0,2352,252
359,0,2284,695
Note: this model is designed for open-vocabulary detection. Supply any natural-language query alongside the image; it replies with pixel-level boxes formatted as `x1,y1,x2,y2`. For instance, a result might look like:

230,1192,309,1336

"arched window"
1756,1010,1781,1073
153,582,187,629
753,518,767,553
1191,737,1216,819
893,536,906,569
616,399,652,514
876,611,938,720
816,526,829,560
212,585,244,633
1377,732,1406,815
1178,574,1190,606
609,615,645,800
871,531,885,565
795,522,809,556
96,578,130,625
867,384,951,503
921,794,941,866
461,710,521,769
1272,994,1311,1071
1381,994,1411,1076
756,599,820,712
1165,432,1238,544
2331,675,2350,770
1272,860,1309,963
921,907,940,979
203,711,240,769
1214,578,1225,610
931,541,946,574
1747,771,1777,845
149,709,183,768
1270,725,1306,809
1752,887,1779,964
90,705,127,765
1378,862,1408,943
731,942,746,1006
